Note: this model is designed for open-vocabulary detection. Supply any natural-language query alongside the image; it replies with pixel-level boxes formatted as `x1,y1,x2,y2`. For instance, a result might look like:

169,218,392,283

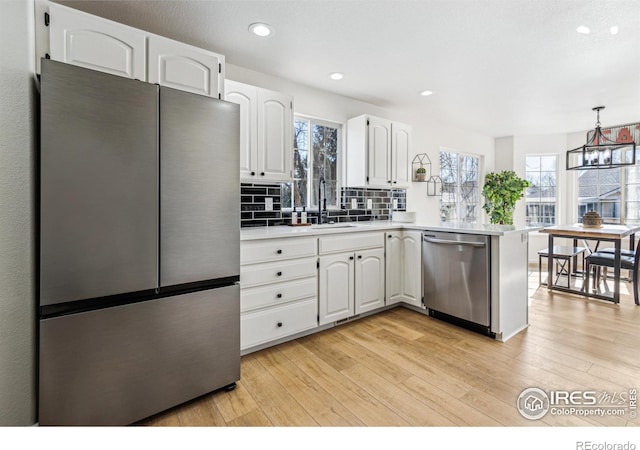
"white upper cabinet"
258,89,293,181
48,3,146,80
367,117,393,186
45,3,225,98
346,114,412,188
148,35,224,98
391,122,412,187
225,80,293,182
225,81,259,180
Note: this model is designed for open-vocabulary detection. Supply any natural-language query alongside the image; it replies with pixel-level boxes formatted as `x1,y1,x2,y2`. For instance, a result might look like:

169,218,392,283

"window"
439,151,480,221
577,168,620,224
525,155,558,226
576,123,640,225
281,117,341,210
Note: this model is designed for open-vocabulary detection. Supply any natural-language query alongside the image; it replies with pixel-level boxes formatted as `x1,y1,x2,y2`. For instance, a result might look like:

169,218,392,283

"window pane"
440,151,479,221
525,154,558,226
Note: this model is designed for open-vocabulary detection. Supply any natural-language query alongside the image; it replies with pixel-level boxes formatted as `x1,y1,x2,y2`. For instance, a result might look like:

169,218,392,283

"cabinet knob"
251,171,256,176
277,249,282,254
276,293,282,298
260,172,265,176
358,255,362,259
388,235,392,238
277,271,282,276
388,180,391,184
393,181,397,184
277,322,283,328
349,256,354,260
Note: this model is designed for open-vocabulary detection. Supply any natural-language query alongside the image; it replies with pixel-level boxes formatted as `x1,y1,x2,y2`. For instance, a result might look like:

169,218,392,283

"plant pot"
415,173,426,182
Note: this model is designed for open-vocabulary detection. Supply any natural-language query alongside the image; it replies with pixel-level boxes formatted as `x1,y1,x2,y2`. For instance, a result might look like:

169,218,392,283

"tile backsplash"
241,183,406,228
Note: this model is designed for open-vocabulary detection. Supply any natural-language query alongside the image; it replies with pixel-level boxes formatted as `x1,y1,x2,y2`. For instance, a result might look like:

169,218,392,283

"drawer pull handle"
277,249,282,254
277,322,283,328
276,293,282,298
277,271,282,276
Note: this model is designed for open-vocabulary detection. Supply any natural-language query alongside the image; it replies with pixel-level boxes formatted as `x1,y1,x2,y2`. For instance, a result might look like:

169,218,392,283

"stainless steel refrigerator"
38,59,240,426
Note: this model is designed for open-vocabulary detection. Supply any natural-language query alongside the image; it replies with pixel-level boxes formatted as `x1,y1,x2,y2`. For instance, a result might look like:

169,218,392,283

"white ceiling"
55,0,640,137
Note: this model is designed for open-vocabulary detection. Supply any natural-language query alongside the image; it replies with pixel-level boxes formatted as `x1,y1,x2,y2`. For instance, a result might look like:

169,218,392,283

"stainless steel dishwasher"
423,231,491,334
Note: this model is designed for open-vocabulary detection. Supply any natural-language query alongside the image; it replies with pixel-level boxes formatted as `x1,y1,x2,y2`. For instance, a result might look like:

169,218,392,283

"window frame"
283,114,343,211
439,149,483,222
524,154,559,227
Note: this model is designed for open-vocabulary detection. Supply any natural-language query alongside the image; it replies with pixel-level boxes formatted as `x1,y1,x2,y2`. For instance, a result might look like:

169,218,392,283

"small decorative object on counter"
291,210,298,225
582,210,603,228
301,208,307,224
482,170,529,225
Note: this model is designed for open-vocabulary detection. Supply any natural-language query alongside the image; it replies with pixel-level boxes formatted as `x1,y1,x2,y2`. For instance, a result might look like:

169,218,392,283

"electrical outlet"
366,198,373,210
392,199,398,210
351,198,358,209
265,197,273,211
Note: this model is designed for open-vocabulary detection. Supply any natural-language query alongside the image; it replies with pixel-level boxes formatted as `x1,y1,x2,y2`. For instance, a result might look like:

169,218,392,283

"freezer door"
39,285,240,426
160,87,240,287
40,59,159,306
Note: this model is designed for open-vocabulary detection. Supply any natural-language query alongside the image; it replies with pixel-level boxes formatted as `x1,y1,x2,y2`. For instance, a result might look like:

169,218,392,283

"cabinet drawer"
241,298,317,350
241,237,317,264
240,257,317,288
318,232,384,255
241,277,317,312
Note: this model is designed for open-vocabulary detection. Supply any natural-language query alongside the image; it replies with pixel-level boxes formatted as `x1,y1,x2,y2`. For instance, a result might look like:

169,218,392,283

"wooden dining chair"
584,241,640,305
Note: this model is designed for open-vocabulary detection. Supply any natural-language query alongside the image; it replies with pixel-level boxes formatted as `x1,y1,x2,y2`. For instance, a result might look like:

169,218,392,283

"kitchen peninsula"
240,220,533,354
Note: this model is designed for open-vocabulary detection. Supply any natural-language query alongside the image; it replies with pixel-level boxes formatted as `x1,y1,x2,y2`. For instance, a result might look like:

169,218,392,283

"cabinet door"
367,117,392,186
385,232,404,306
49,3,146,80
391,122,412,188
257,89,293,181
355,248,385,314
401,231,422,307
319,254,354,325
148,35,224,98
225,80,259,180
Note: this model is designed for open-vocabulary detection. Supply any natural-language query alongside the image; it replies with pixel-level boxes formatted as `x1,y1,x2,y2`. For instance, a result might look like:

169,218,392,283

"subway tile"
254,211,281,219
241,187,267,195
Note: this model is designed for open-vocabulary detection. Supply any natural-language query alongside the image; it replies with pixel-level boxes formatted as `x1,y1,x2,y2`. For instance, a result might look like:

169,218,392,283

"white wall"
0,0,37,425
226,64,496,224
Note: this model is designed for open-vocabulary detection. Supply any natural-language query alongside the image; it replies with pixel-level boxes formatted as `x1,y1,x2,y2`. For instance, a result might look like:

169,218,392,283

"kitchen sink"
311,223,356,229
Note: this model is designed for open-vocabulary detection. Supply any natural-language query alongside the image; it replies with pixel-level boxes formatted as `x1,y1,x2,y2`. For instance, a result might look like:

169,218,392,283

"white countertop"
240,220,538,240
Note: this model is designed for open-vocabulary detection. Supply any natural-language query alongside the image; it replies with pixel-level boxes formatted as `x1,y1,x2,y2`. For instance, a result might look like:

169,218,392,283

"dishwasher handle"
423,236,486,248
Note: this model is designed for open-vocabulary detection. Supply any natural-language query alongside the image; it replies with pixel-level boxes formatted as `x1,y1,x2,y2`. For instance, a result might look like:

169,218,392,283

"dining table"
539,223,640,303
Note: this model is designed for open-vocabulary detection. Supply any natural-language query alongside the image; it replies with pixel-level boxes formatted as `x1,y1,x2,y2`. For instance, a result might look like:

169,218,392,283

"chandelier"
566,106,636,170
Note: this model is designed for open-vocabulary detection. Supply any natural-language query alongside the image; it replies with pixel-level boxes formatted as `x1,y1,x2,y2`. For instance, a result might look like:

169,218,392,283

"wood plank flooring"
140,272,640,427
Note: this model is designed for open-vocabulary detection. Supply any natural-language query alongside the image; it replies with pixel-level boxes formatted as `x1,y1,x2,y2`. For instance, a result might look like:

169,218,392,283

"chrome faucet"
318,176,327,224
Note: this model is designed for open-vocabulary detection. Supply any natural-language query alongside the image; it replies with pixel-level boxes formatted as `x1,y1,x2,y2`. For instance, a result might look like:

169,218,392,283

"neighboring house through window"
281,116,340,210
525,155,558,226
439,150,481,221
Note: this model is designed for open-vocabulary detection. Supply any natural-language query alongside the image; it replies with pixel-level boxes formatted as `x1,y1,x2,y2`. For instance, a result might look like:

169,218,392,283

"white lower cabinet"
385,230,422,307
240,237,318,351
318,233,385,326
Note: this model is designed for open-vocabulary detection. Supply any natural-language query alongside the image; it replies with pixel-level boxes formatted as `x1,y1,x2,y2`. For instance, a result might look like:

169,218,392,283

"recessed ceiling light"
610,26,619,35
329,72,344,80
576,25,591,35
248,23,272,37
420,90,433,96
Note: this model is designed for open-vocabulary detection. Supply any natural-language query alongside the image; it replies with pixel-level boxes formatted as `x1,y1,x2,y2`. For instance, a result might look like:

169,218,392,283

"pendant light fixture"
566,106,636,170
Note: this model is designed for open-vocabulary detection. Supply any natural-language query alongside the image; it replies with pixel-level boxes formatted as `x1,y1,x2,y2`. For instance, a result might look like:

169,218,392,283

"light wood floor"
141,272,640,427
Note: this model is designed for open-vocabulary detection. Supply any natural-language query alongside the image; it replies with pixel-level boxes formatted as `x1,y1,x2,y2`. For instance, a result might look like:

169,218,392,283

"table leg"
547,234,554,290
614,240,621,304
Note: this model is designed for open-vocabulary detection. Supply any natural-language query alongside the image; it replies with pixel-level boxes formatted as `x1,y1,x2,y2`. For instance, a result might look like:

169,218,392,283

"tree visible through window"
439,151,480,221
282,117,340,210
525,155,557,226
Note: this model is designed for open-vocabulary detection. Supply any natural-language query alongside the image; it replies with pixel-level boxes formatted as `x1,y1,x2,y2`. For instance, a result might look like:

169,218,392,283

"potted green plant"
481,170,529,225
415,166,427,182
